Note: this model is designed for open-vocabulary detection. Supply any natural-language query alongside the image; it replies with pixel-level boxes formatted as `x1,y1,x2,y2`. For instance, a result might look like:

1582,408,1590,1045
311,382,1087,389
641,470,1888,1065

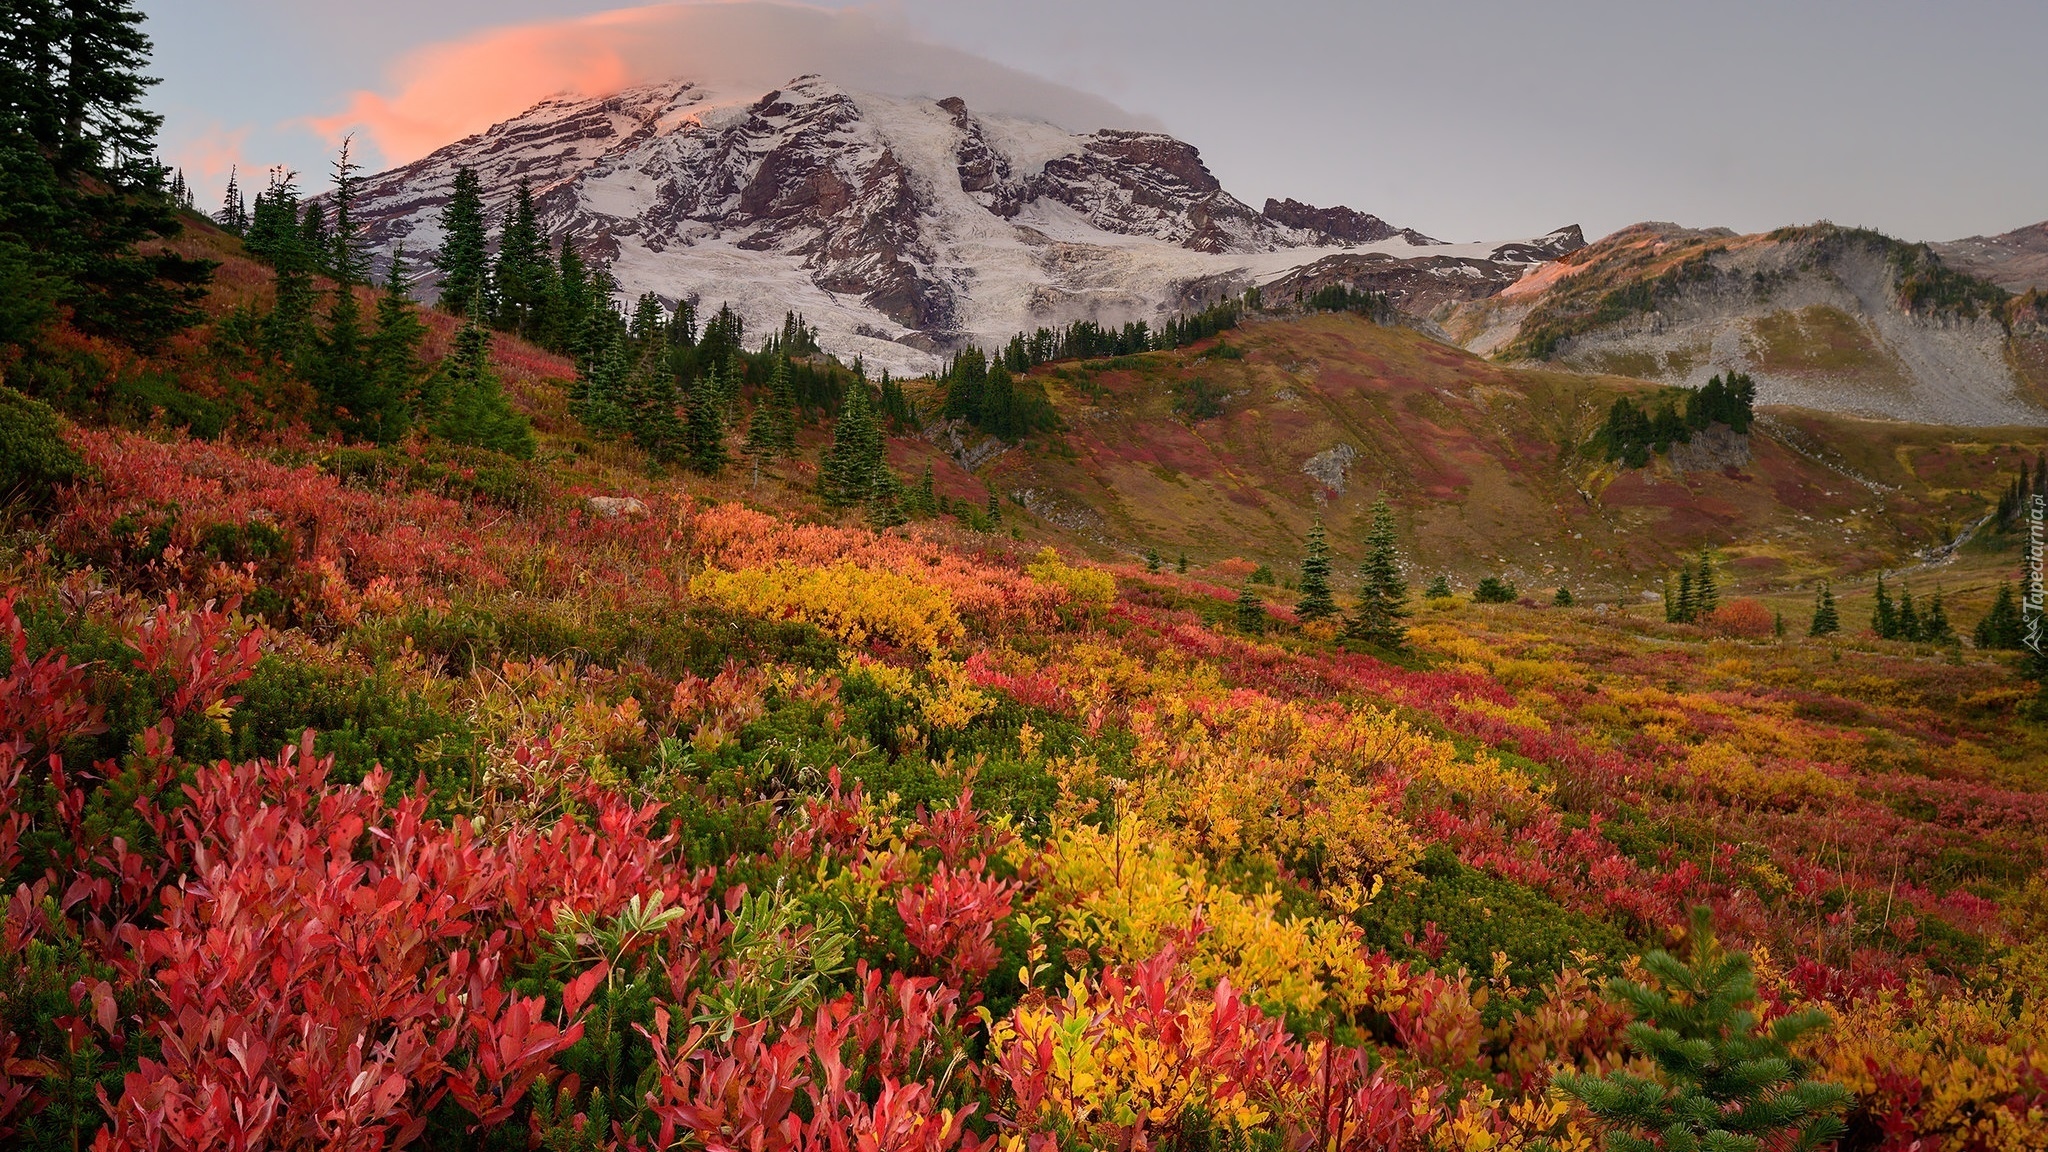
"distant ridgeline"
1594,372,1757,468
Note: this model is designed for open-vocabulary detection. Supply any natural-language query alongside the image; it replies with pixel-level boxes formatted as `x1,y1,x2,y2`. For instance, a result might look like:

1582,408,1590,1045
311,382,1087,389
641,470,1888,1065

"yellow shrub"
1026,547,1117,605
691,561,963,653
1033,820,1402,1018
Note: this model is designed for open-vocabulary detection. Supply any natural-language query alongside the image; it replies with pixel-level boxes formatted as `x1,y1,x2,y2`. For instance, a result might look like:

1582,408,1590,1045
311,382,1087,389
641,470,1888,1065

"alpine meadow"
4,3,2048,1151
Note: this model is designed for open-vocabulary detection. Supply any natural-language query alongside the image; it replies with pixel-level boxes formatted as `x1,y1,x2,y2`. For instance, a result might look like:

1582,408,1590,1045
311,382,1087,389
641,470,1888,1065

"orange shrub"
1706,598,1775,638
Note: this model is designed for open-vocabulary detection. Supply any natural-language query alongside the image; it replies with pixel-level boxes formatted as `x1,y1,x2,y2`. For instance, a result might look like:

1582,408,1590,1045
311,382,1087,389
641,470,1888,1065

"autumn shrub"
1706,597,1776,638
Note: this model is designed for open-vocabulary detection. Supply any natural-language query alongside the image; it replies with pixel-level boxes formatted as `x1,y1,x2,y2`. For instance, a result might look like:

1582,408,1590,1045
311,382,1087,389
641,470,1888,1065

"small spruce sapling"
1555,908,1848,1152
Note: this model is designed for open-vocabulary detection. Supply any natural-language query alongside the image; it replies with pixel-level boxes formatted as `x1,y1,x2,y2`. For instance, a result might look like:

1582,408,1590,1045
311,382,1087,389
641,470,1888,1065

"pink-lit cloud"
163,123,251,190
308,1,1156,168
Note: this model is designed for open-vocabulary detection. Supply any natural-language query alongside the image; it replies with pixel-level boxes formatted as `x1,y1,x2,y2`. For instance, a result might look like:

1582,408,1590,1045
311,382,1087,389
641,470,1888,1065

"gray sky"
144,0,2048,244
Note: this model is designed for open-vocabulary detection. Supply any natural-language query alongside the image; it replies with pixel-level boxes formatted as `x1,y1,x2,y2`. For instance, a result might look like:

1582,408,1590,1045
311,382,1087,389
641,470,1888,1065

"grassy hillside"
950,313,2046,604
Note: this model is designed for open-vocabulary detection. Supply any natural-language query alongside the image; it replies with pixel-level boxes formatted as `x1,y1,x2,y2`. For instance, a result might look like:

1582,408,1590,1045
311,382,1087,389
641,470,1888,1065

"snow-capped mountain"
349,75,1582,373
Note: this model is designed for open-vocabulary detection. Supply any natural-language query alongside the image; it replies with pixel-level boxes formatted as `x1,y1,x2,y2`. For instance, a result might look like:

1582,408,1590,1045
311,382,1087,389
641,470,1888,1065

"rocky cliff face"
1443,222,2048,426
347,75,1579,373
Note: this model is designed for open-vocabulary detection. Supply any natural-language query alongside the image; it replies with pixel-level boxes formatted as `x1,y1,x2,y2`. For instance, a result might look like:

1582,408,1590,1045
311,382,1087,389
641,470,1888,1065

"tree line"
1597,372,1757,468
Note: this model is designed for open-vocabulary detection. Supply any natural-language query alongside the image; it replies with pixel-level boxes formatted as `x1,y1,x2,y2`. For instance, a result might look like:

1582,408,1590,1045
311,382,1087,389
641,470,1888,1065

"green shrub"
1474,577,1518,603
1355,845,1632,997
0,383,83,511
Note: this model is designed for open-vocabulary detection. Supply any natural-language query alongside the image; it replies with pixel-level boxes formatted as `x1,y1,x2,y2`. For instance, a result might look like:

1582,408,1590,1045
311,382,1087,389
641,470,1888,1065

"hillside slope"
1442,222,2048,426
943,313,2048,595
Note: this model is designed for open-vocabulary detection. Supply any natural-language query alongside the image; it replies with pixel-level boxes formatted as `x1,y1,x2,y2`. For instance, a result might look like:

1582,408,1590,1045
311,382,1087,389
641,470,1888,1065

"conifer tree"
1975,584,2024,649
1144,548,1161,573
363,247,424,443
1809,583,1840,637
821,380,883,508
1694,548,1719,616
1176,553,1189,574
430,310,534,459
684,370,728,476
259,170,315,366
1296,517,1337,622
314,138,371,431
433,166,489,318
1235,584,1266,635
866,469,908,529
1897,588,1921,642
215,165,247,234
1425,574,1453,600
1675,567,1696,624
1872,575,1897,639
1555,908,1848,1152
1346,496,1409,648
1923,587,1954,644
492,180,552,338
624,353,685,464
570,328,632,437
1554,586,1575,607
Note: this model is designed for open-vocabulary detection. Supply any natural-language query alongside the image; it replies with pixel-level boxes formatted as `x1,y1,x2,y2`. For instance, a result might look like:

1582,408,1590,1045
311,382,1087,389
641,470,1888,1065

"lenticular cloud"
312,1,1157,167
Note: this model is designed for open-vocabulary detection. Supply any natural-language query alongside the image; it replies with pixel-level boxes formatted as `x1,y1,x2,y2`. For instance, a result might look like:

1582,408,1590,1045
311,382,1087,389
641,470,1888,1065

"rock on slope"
346,75,1578,374
1442,222,2048,426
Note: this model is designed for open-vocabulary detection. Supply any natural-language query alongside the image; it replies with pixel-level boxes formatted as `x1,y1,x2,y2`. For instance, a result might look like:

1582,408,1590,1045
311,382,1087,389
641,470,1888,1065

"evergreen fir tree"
1554,587,1575,607
1694,548,1719,616
433,166,489,318
570,328,633,437
623,353,685,464
820,381,883,508
0,0,214,351
765,357,798,454
1425,574,1453,600
1176,553,1189,574
1975,584,2025,649
259,172,315,366
215,165,247,234
1809,583,1840,637
313,139,371,432
362,247,424,443
1675,567,1696,624
491,180,552,338
866,469,908,529
1662,572,1679,622
1235,585,1266,636
1555,908,1848,1152
430,310,534,459
297,196,329,277
1296,517,1337,622
1923,587,1954,644
910,464,937,518
1346,496,1409,648
1872,575,1897,639
684,369,728,476
1897,588,1921,642
1144,548,1161,574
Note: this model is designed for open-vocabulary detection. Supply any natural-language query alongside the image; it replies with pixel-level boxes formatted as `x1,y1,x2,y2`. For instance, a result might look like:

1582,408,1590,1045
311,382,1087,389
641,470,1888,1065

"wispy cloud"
306,1,1156,168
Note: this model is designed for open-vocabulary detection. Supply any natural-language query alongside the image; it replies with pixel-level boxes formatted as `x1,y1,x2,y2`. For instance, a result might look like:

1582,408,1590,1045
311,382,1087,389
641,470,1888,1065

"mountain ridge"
345,74,1581,374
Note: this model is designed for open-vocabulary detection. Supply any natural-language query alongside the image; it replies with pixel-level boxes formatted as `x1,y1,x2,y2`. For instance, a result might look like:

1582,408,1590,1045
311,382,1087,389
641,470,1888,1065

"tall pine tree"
820,380,883,509
1346,496,1408,648
1296,516,1337,622
433,166,489,318
1809,582,1840,637
364,247,424,442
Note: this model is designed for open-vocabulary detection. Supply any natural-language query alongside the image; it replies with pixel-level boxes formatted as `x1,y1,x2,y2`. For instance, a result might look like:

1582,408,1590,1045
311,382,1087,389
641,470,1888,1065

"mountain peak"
347,77,1579,372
